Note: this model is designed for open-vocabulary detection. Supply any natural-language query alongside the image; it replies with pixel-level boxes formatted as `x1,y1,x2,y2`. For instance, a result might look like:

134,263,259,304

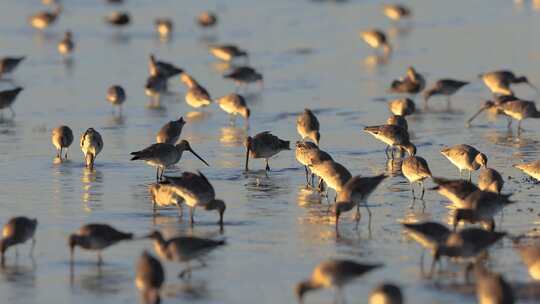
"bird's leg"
97,251,103,266
57,147,62,159
265,159,270,172
29,238,36,257
179,262,192,279
410,182,416,199
468,170,472,182
64,149,68,160
507,118,512,129
9,106,15,118
189,207,195,225
518,120,523,134
304,166,310,187
310,173,315,187
446,96,451,110
385,146,390,159
156,167,160,181
420,181,425,200
159,167,165,180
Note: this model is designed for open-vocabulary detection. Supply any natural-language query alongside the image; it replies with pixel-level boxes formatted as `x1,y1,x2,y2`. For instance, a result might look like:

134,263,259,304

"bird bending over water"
513,160,540,181
51,125,74,161
0,217,37,264
245,131,290,171
440,144,487,180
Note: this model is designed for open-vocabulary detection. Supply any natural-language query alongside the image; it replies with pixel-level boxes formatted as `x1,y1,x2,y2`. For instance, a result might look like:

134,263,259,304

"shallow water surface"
1,0,540,303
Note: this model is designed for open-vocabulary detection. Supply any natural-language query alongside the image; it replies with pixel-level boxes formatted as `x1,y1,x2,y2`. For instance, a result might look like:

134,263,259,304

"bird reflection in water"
81,168,104,208
146,95,166,111
387,25,413,39
185,111,211,124
297,186,322,207
484,129,538,148
0,262,36,289
162,279,210,301
386,158,403,177
70,266,129,295
363,54,390,70
219,126,247,147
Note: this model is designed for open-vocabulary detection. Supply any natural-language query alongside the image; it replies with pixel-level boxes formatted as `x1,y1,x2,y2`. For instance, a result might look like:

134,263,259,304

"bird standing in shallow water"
335,174,387,230
57,31,74,58
163,171,226,225
197,11,218,28
224,66,263,89
146,230,225,278
0,56,25,78
0,87,23,118
0,217,37,264
479,70,537,96
69,223,133,265
245,131,290,171
80,128,103,170
295,259,382,304
180,73,212,109
209,44,248,62
29,5,61,30
513,160,540,181
295,141,333,186
156,117,185,145
478,167,504,194
364,125,416,159
310,160,351,199
136,250,165,304
401,151,432,200
423,79,469,108
105,11,131,27
297,109,320,145
216,93,250,124
130,140,209,181
440,144,487,180
106,85,126,114
149,182,183,215
361,29,392,57
390,67,425,94
382,4,411,21
51,125,74,161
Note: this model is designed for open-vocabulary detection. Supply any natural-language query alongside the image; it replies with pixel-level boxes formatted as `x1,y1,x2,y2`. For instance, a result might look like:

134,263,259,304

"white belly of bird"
444,155,472,171
186,92,211,108
31,18,48,29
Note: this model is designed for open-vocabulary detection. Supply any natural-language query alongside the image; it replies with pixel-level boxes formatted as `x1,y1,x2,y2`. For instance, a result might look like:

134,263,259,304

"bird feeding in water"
51,125,74,162
245,131,290,172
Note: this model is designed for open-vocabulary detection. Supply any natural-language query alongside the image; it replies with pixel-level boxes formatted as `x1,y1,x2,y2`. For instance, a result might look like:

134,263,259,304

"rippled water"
1,0,540,303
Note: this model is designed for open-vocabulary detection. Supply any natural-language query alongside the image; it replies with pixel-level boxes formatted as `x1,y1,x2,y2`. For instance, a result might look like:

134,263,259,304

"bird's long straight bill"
527,82,539,92
244,147,250,171
466,106,488,125
189,148,209,166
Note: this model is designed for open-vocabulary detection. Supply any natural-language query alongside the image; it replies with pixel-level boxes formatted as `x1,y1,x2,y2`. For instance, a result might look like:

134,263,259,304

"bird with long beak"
334,174,387,230
363,124,416,159
466,95,516,126
429,228,505,277
454,190,515,231
130,140,209,181
245,131,290,172
0,217,38,265
296,108,320,145
479,70,538,96
423,79,469,108
469,98,540,132
440,144,487,181
295,259,382,304
80,128,103,170
162,171,226,226
68,223,133,265
145,230,225,278
513,160,540,181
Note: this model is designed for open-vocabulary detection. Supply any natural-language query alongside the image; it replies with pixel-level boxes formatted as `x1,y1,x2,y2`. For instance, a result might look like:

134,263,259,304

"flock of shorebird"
1,1,540,304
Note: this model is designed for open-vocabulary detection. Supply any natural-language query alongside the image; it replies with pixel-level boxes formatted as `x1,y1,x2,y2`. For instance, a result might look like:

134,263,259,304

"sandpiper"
216,93,250,123
57,31,74,57
382,4,411,21
390,67,425,95
145,74,168,98
440,144,487,180
364,124,416,159
180,73,212,108
369,283,404,304
423,79,469,107
163,171,226,225
295,141,333,186
454,190,515,231
0,87,23,118
0,56,25,77
51,125,74,161
429,228,506,276
106,85,126,113
466,263,515,304
297,109,320,145
311,160,352,199
149,182,183,215
130,140,209,181
80,128,103,170
295,259,382,304
245,131,290,171
478,167,504,194
68,223,133,265
29,5,61,30
155,18,173,39
197,11,217,28
513,160,540,181
431,177,479,208
146,230,225,278
401,153,432,200
209,44,248,62
105,11,131,27
515,243,540,280
480,70,537,96
0,217,37,264
335,174,387,228
388,98,415,116
466,95,517,126
402,222,451,251
224,66,263,88
135,250,165,304
156,117,185,145
386,115,408,131
360,29,392,56
485,99,540,132
148,54,183,79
